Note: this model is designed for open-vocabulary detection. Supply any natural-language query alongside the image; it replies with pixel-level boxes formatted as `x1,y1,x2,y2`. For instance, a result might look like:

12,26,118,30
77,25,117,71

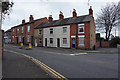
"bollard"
29,43,32,49
20,43,23,49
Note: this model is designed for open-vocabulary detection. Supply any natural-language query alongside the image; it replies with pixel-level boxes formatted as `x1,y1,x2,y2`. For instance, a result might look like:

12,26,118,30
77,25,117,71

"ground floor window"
79,37,84,46
19,36,21,42
27,35,30,42
50,38,53,44
63,38,67,44
12,36,14,42
39,38,42,43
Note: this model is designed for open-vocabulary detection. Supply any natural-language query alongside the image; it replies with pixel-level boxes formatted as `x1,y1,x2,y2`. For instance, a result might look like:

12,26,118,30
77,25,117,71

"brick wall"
96,41,109,48
0,30,4,57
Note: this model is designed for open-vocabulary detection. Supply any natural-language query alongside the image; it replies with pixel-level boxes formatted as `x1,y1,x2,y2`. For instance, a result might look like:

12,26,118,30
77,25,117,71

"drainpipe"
76,24,78,49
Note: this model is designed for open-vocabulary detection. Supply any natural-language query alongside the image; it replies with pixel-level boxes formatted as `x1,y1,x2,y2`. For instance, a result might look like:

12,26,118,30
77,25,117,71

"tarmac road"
4,44,119,79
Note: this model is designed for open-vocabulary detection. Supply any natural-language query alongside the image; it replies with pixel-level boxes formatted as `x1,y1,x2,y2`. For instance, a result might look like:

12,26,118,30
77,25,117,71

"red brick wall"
11,17,48,45
96,41,109,48
70,22,91,49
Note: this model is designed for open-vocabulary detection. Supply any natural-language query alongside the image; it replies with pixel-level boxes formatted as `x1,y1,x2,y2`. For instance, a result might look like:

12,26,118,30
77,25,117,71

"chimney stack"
22,19,25,24
48,15,53,22
59,11,64,20
29,15,34,22
89,6,93,16
73,9,77,18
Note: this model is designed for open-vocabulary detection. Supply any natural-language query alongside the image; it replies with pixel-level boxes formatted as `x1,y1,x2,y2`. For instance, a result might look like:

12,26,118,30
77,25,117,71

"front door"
22,37,24,45
57,38,60,47
16,37,18,44
72,38,75,48
35,39,37,47
45,38,47,47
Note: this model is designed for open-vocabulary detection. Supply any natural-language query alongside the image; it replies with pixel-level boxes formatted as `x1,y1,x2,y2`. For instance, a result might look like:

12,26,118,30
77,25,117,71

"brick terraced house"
11,15,48,45
34,6,96,49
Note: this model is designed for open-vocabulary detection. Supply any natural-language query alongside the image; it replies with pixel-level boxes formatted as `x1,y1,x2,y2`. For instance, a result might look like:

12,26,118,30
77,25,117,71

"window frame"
27,35,30,42
63,38,67,44
50,28,53,34
39,29,42,35
50,38,53,44
19,36,21,42
78,24,84,34
17,28,19,34
28,26,30,32
63,27,67,33
22,27,24,33
78,37,84,46
39,38,42,43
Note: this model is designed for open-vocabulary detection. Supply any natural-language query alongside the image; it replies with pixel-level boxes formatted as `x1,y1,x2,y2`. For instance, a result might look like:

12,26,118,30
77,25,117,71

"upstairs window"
17,28,19,34
22,27,24,33
63,27,67,33
28,26,30,32
39,29,42,35
50,28,53,34
78,24,84,34
13,29,14,33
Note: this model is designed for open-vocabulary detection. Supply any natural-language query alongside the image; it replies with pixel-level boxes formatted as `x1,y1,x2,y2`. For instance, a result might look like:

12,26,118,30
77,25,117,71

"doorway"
57,38,60,47
22,37,24,45
72,38,75,48
45,38,47,47
16,37,18,44
35,38,37,47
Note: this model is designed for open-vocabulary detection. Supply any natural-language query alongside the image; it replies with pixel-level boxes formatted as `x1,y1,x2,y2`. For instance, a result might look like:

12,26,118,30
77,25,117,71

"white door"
35,39,37,47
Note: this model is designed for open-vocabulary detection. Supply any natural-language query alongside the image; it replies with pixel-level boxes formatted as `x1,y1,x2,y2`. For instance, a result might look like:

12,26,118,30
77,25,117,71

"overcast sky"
1,0,119,37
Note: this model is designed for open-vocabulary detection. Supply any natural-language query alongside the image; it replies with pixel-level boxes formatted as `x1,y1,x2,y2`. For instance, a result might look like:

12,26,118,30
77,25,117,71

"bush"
109,37,120,47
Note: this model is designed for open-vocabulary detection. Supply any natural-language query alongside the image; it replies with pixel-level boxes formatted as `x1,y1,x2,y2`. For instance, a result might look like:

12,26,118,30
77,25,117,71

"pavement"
2,50,52,79
16,43,119,54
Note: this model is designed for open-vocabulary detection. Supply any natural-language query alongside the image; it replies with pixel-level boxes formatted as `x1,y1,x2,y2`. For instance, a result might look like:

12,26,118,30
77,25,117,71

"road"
4,44,119,79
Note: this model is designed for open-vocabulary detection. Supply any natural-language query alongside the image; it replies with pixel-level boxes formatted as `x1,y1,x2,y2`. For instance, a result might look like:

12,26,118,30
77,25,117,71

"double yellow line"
5,49,68,80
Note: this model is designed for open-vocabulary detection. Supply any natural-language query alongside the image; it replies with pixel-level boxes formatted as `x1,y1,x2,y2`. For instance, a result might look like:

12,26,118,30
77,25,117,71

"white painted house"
43,25,70,48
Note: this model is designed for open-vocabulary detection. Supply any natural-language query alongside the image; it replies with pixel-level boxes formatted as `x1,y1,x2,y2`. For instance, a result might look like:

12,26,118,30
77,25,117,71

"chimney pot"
59,11,64,20
89,6,93,15
22,19,25,24
48,15,53,22
29,15,34,22
73,9,77,17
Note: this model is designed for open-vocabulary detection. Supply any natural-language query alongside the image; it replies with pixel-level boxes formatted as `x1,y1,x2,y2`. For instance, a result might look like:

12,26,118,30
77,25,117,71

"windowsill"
79,44,84,47
78,32,84,34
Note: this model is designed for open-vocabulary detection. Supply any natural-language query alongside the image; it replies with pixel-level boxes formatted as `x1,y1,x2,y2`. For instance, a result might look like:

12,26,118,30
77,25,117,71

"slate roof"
11,17,47,29
35,15,92,29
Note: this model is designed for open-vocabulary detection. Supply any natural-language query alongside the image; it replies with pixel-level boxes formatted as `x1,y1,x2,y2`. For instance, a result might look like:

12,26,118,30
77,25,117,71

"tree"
96,2,120,41
1,0,14,19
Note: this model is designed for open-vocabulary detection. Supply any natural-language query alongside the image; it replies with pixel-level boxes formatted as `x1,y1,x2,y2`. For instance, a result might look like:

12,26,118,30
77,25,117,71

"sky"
1,0,120,37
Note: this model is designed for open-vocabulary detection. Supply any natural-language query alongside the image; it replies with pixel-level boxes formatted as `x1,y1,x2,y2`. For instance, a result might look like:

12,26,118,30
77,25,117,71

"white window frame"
78,35,85,46
39,29,42,35
19,36,21,42
22,27,24,33
63,27,67,33
50,28,53,34
50,38,53,44
78,24,84,34
27,35,30,42
39,38,42,43
13,29,14,33
28,26,30,32
12,36,14,42
63,38,67,44
17,28,19,34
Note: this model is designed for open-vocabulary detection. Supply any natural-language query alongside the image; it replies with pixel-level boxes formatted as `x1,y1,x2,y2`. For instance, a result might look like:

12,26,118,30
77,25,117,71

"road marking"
4,49,68,80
